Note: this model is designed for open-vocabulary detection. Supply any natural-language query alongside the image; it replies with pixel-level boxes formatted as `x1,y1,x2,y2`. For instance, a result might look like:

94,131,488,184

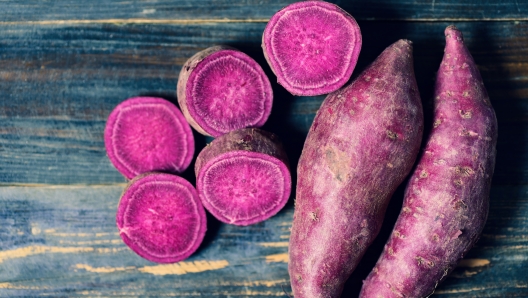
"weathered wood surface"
2,0,528,22
1,0,528,297
1,21,527,185
0,186,292,297
0,185,526,297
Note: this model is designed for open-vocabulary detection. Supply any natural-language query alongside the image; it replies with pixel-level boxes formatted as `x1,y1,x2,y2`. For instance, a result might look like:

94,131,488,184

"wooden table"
1,1,527,297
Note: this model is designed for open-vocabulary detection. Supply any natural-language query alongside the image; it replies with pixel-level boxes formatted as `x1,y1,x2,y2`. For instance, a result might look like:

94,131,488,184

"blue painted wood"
0,185,526,296
1,1,527,296
0,21,527,185
0,186,291,297
1,0,528,22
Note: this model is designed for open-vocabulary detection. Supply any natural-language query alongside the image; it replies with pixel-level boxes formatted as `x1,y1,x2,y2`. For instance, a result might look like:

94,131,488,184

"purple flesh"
262,0,361,96
195,128,291,226
177,47,273,137
116,173,207,263
289,40,423,298
360,26,498,298
104,97,194,180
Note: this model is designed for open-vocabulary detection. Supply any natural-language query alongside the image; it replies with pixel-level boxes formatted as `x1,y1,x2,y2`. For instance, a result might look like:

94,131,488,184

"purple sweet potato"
116,172,207,263
262,0,361,96
195,128,291,226
104,96,194,179
177,46,273,137
288,40,424,298
360,26,498,298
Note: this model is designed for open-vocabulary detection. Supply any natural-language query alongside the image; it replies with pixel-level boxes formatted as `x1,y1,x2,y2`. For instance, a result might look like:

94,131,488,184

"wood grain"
1,21,527,185
1,1,528,296
0,185,526,297
0,185,291,297
1,0,528,22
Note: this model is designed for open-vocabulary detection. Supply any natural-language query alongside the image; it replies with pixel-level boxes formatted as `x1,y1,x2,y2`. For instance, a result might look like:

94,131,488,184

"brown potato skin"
288,40,424,298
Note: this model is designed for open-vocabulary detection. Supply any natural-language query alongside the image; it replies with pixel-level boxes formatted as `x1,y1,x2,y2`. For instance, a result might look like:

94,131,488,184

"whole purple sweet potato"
360,26,498,298
177,46,273,137
262,0,361,96
289,40,424,298
195,128,291,226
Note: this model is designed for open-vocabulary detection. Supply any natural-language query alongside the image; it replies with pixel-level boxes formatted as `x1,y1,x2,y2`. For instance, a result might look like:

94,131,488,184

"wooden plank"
0,184,526,297
1,0,528,22
0,185,291,297
0,21,527,185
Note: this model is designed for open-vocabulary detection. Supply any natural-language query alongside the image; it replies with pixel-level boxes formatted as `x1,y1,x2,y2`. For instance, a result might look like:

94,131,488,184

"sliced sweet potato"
195,128,291,226
116,173,207,263
262,0,361,96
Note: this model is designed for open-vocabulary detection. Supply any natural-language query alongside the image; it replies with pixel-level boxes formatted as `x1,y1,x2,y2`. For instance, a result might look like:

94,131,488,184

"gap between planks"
1,18,528,26
0,183,127,188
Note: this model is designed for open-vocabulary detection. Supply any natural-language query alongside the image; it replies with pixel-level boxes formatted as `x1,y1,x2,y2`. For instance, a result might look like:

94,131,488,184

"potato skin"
360,26,498,298
194,128,289,176
288,40,423,298
194,128,291,226
177,47,273,137
177,46,228,136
